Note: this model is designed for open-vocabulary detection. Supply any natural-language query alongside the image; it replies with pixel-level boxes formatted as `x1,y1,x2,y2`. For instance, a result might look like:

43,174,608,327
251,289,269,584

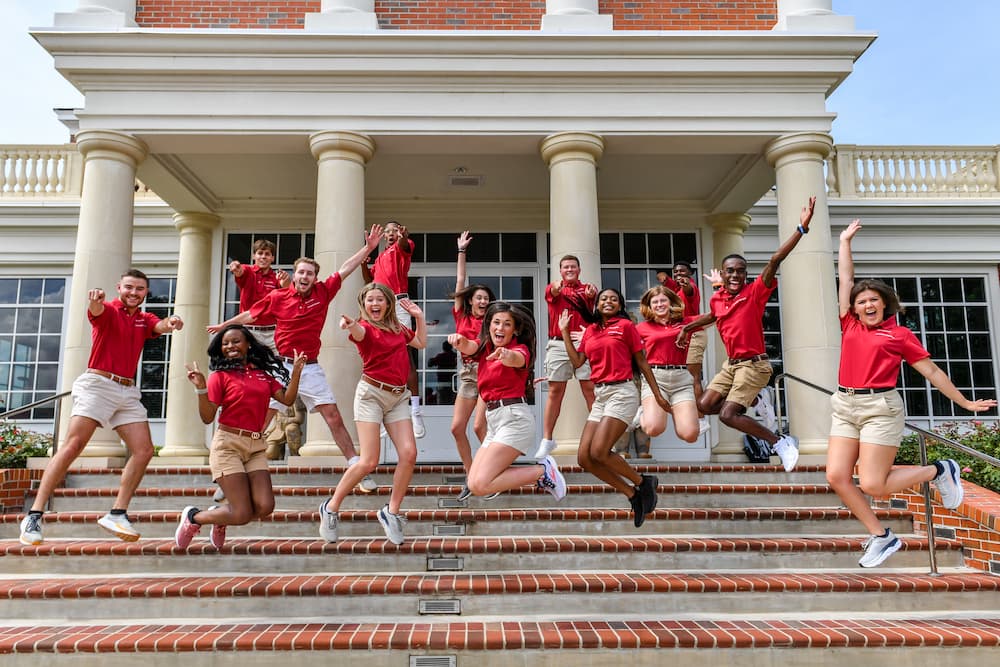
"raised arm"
401,298,427,350
447,332,480,358
184,362,218,424
87,288,106,318
207,310,255,335
677,311,716,348
559,309,587,368
760,196,816,287
454,231,472,311
338,225,384,279
838,219,862,317
910,358,998,413
154,314,184,334
272,351,307,406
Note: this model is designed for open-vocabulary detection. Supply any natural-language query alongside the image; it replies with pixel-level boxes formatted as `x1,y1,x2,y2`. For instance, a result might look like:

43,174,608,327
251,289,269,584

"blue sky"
1,0,996,146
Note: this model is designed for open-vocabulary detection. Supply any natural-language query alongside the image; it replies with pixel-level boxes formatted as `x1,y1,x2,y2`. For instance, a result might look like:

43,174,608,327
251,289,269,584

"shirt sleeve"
512,343,531,367
234,264,252,288
404,326,415,344
899,328,932,365
577,327,591,356
206,372,226,406
324,272,343,297
544,283,555,304
267,374,284,396
402,238,415,255
249,291,274,321
143,311,163,339
753,276,777,307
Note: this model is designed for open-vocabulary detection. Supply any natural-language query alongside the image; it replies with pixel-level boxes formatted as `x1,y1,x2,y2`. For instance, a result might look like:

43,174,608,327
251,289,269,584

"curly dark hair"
207,324,290,383
475,302,537,394
591,288,628,328
450,283,496,316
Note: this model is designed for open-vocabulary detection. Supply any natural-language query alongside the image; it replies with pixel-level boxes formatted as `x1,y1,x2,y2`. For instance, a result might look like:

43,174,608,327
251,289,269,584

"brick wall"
134,1,777,30
0,469,43,514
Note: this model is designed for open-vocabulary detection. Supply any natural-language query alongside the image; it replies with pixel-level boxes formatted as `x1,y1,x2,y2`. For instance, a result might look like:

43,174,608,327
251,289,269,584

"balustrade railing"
0,145,81,197
828,145,1000,198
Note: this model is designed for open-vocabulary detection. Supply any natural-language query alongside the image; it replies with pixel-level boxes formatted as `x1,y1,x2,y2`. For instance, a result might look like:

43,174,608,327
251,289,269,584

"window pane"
40,309,62,333
140,363,164,390
972,362,994,386
469,276,500,298
622,233,646,264
277,234,302,265
0,363,8,391
925,334,946,358
673,234,698,265
423,302,453,333
940,278,963,301
146,307,169,320
646,233,673,266
967,306,988,331
36,364,58,391
424,233,455,263
13,337,37,363
949,362,971,386
226,234,252,264
423,276,453,302
944,307,966,330
15,309,39,334
501,276,533,301
502,233,537,262
42,279,65,304
921,278,941,302
11,364,34,391
407,275,423,300
599,233,619,264
922,306,943,331
0,280,17,303
469,233,500,262
946,334,969,358
19,279,43,304
904,390,928,416
902,363,923,385
963,277,985,302
894,278,918,302
37,336,60,362
900,310,921,332
305,234,315,258
140,392,163,419
143,336,167,362
147,279,172,304
624,269,648,301
969,334,991,358
601,268,620,292
0,309,13,334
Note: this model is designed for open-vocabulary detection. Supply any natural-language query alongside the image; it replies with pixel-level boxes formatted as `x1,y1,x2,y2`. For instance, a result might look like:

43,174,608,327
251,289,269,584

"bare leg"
384,419,417,514
467,444,543,496
858,443,937,498
30,416,100,512
111,421,156,511
825,437,883,535
577,419,639,496
450,396,478,472
687,362,704,416
196,472,256,526
315,403,359,460
542,380,567,440
670,400,700,443
328,421,380,512
640,395,668,437
718,401,777,444
472,398,487,443
579,379,596,411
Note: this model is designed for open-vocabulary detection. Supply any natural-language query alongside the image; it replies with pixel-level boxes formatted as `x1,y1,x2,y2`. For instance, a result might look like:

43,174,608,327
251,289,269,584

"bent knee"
676,427,699,443
467,478,491,497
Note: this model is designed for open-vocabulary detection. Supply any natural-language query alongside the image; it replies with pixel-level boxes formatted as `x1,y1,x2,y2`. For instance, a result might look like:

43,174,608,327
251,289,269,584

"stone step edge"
43,483,840,497
63,464,827,475
3,571,997,600
0,535,963,557
0,507,913,525
2,617,998,652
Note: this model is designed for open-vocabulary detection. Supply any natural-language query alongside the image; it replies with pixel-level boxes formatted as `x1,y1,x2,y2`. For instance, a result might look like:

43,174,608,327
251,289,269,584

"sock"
187,507,200,525
410,396,420,410
874,528,890,538
932,460,945,476
110,508,127,516
28,510,43,519
347,455,361,467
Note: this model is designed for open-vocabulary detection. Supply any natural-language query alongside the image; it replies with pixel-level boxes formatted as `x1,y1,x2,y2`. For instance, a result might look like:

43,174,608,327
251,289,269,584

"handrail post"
51,398,62,457
917,432,940,576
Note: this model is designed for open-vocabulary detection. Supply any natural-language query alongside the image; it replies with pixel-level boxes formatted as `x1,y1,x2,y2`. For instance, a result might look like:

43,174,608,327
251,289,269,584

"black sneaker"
639,474,659,516
628,489,646,528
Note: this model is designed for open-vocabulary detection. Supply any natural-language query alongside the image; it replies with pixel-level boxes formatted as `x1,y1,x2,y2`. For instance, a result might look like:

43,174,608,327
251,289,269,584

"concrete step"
0,508,915,540
40,483,846,512
0,535,964,575
59,464,829,489
2,616,999,666
4,571,996,623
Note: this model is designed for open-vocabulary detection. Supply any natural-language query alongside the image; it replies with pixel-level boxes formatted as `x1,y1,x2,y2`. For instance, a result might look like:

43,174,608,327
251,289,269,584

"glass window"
135,277,177,421
0,277,66,419
502,233,537,262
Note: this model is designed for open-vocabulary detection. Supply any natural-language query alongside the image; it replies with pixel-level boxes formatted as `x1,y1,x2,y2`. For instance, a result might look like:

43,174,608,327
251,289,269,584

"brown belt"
485,397,527,411
218,424,263,440
727,354,769,365
87,369,135,387
362,374,407,395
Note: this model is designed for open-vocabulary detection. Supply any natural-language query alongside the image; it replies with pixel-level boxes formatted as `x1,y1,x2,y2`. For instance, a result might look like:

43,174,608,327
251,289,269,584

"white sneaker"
483,491,501,501
772,434,799,472
537,455,567,501
411,409,426,439
377,504,407,545
98,512,141,542
932,459,964,509
533,438,556,459
698,418,711,435
859,529,902,568
19,514,43,546
358,474,378,493
628,406,642,432
212,486,226,504
318,498,339,543
755,387,779,433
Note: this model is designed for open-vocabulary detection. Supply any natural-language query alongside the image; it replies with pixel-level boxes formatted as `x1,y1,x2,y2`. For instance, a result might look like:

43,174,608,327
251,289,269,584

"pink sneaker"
208,505,226,549
174,506,201,548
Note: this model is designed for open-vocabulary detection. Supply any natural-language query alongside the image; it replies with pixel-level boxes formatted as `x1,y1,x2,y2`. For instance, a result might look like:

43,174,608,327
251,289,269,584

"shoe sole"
210,528,226,550
356,482,377,494
19,536,42,546
859,538,902,568
99,522,141,542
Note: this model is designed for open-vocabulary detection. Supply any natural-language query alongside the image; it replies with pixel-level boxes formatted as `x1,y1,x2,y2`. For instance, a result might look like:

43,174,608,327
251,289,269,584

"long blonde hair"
639,285,685,323
357,282,402,333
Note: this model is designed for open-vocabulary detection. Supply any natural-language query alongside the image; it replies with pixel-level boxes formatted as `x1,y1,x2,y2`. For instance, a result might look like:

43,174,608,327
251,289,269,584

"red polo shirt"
637,316,700,366
662,276,702,318
545,281,597,339
839,313,929,388
235,264,281,326
453,307,484,362
372,238,414,295
352,319,415,386
578,316,643,383
710,278,775,359
87,299,161,378
208,366,284,432
249,273,343,359
475,341,531,401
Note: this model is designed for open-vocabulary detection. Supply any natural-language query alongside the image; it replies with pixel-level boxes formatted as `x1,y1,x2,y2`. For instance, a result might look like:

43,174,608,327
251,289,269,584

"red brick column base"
0,469,43,514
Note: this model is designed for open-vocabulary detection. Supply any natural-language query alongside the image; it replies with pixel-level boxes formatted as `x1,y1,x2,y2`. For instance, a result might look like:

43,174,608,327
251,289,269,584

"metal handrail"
0,391,72,455
774,372,1000,576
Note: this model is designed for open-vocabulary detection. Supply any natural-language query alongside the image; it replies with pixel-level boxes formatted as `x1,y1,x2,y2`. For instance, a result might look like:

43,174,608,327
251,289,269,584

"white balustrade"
827,146,1000,198
0,146,79,197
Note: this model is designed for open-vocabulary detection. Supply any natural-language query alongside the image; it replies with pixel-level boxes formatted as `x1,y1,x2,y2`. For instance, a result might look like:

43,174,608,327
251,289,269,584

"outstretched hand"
486,345,512,363
87,288,106,304
703,268,722,286
365,224,383,250
447,333,468,347
339,314,355,330
840,219,862,243
965,398,998,412
458,230,472,252
800,195,817,230
399,297,423,318
289,349,307,372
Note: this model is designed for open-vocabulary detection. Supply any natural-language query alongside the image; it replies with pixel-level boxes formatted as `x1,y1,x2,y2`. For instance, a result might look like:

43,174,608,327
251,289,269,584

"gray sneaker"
377,504,407,545
859,529,902,568
19,513,43,546
358,474,378,493
932,459,964,509
456,485,472,502
318,498,339,543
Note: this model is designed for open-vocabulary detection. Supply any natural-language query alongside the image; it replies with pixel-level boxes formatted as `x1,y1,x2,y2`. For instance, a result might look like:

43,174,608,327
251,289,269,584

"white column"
773,0,855,31
705,212,751,462
304,0,379,32
300,131,375,457
54,0,137,28
61,130,147,458
765,132,840,460
159,212,220,461
541,0,612,33
540,131,604,455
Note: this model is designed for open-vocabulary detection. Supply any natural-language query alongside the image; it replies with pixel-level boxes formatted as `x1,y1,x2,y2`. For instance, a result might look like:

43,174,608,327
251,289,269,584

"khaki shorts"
209,428,270,480
588,381,639,424
269,362,335,413
457,361,479,400
70,372,147,429
353,379,412,424
707,359,772,409
482,402,536,455
245,326,277,354
544,339,592,382
686,329,707,366
641,367,696,405
829,389,905,447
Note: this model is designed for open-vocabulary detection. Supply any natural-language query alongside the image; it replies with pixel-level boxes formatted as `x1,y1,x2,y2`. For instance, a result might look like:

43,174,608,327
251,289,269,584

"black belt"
595,379,630,387
728,354,769,365
485,397,527,411
838,386,895,395
246,325,276,331
281,356,318,365
395,292,409,299
650,365,687,370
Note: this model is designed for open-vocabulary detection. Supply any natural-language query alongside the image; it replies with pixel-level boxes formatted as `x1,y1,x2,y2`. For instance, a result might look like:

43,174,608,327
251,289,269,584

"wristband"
457,249,466,253
797,225,809,235
712,283,723,289
194,388,208,395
